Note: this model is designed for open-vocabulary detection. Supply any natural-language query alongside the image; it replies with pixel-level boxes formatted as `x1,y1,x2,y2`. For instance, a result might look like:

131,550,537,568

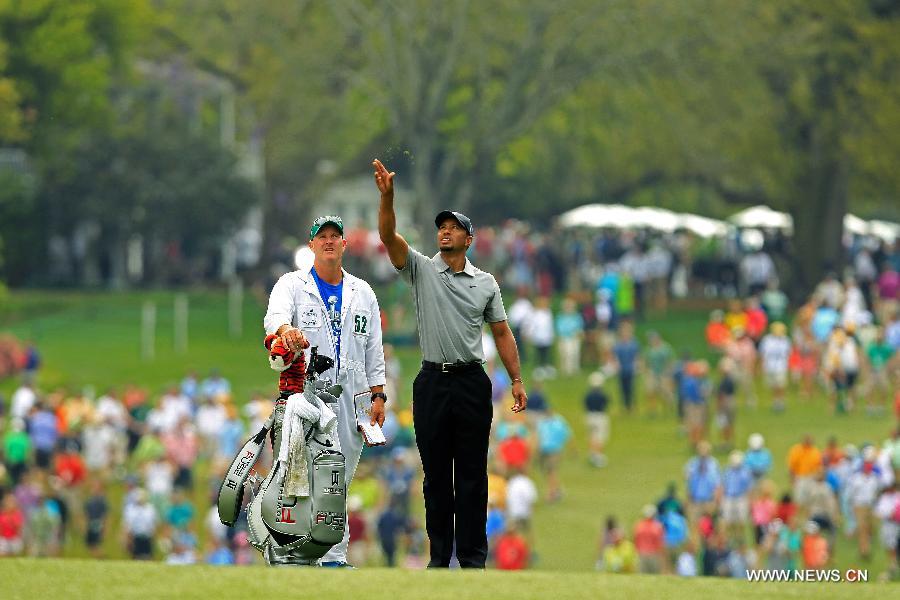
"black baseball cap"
434,210,474,236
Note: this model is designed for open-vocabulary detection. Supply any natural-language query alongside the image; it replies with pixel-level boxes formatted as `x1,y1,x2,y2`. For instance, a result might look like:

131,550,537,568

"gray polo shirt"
398,247,507,363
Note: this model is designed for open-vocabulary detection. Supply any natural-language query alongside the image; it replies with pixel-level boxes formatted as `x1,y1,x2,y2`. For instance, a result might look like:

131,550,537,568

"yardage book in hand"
354,392,387,446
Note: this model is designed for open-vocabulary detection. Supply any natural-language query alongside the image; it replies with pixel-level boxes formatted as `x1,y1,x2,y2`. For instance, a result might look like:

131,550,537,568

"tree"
331,0,667,240
0,0,148,150
31,126,257,286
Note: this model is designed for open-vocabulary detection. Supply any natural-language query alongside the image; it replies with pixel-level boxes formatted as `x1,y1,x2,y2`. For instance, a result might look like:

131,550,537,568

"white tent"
843,213,869,237
728,205,793,231
557,204,644,229
677,213,730,238
558,204,730,237
870,219,900,243
633,207,680,232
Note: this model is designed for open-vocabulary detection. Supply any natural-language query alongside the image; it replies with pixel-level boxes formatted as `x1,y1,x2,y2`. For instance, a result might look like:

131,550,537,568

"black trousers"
413,366,493,568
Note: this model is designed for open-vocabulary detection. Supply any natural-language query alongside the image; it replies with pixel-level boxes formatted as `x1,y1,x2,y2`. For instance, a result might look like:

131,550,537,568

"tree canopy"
1,0,898,292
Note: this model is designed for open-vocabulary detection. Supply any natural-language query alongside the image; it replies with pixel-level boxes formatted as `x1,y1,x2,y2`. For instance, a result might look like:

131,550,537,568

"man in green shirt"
3,418,31,485
644,331,674,416
865,327,895,413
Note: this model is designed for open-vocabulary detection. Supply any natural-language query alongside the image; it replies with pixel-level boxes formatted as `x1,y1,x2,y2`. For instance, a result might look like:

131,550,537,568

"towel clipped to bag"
278,389,337,497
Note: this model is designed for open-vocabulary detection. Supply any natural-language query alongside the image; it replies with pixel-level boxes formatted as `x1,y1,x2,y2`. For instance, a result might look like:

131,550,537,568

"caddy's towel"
278,391,337,497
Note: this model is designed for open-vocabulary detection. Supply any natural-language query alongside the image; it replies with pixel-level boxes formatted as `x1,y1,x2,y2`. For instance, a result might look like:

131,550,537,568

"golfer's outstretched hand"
373,159,395,198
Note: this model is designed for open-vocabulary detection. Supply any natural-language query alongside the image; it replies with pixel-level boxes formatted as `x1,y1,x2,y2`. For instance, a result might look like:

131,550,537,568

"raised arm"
373,158,409,270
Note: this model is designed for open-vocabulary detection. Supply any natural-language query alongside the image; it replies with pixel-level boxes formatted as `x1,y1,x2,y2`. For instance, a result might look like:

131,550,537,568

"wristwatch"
371,392,388,404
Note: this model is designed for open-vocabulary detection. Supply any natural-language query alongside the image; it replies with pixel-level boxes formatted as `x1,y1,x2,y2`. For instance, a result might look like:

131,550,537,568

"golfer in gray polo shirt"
372,158,527,569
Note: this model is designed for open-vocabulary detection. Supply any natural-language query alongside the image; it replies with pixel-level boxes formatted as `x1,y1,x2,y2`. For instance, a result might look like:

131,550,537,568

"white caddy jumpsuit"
264,266,386,564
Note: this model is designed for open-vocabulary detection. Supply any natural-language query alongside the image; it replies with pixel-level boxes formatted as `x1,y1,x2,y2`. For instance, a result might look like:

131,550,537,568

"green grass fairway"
1,289,897,580
0,559,888,600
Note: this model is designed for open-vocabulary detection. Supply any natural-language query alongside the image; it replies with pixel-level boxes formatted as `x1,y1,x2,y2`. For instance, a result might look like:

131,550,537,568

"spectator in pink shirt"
751,479,777,545
876,264,899,326
162,417,199,490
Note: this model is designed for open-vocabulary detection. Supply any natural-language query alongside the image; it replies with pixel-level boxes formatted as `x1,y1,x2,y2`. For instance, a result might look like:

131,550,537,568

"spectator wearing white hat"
845,448,881,560
122,489,157,560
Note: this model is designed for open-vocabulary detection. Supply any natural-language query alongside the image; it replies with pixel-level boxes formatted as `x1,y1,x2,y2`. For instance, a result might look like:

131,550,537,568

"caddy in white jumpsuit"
264,266,386,564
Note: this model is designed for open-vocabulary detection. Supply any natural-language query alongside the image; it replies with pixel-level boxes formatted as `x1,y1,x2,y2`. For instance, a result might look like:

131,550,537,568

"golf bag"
218,346,347,565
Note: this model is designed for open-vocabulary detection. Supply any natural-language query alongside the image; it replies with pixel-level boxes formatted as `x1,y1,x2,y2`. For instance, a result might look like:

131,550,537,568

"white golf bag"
218,348,347,565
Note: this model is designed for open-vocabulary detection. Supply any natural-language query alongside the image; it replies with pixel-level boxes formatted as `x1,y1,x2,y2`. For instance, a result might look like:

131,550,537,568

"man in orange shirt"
801,521,829,568
705,310,731,351
787,435,823,516
633,505,666,574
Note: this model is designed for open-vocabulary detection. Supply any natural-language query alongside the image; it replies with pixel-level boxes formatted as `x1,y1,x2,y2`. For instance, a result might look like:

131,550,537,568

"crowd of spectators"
2,228,899,575
0,361,429,567
596,432,900,581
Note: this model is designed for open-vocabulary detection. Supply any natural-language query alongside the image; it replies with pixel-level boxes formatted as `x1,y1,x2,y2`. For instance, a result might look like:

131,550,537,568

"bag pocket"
309,451,346,545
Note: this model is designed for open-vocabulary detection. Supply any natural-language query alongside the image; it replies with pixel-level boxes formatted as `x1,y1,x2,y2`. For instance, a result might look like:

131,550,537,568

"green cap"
309,215,344,239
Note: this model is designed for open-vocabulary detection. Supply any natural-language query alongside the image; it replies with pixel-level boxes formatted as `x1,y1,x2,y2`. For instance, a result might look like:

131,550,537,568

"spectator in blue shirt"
680,361,710,448
555,298,585,376
200,369,231,400
721,451,753,542
180,371,199,404
28,403,59,469
612,320,641,413
536,408,572,502
206,540,235,565
660,508,689,559
584,372,610,467
744,433,773,483
526,377,548,415
684,441,721,526
810,303,839,344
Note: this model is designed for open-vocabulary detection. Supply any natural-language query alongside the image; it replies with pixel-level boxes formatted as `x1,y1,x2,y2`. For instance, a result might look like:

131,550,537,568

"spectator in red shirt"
54,442,86,487
821,436,845,468
775,493,796,526
498,431,531,472
346,495,369,567
633,504,665,574
495,523,530,570
744,297,768,342
0,494,25,556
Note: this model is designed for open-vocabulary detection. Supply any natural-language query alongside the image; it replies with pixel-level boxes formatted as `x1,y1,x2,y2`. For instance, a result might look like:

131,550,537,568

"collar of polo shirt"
431,253,476,276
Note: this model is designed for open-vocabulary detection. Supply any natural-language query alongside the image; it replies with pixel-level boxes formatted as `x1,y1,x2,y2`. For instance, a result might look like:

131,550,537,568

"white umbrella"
728,205,793,231
557,204,643,229
677,213,730,238
869,219,900,243
633,207,680,232
843,213,869,236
